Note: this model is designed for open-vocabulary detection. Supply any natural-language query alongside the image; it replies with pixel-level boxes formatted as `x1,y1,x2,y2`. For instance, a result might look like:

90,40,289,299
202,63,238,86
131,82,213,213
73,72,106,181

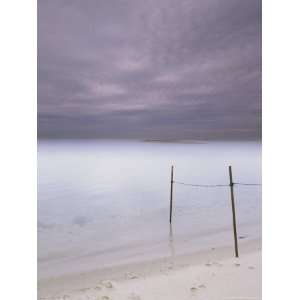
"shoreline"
38,221,261,279
38,237,261,300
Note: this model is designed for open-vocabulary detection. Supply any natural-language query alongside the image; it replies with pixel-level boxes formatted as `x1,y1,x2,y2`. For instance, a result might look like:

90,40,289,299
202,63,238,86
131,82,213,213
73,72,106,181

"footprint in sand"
126,272,139,279
191,283,206,293
102,280,114,289
79,287,91,292
205,261,222,267
128,293,141,300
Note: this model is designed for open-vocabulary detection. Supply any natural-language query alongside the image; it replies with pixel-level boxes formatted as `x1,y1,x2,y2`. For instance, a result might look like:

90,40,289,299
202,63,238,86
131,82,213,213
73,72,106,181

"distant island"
142,139,208,144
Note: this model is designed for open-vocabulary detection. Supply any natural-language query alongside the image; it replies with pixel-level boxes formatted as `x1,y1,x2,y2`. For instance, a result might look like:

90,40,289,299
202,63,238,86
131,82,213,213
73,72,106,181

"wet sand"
38,238,261,300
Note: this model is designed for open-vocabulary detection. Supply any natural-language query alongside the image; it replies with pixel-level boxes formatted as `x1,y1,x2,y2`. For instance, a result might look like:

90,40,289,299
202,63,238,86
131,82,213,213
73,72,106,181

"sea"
38,139,261,279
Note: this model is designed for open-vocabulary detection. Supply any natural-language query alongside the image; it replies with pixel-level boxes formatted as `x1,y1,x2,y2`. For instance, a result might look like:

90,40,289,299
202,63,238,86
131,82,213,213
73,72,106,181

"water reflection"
168,223,175,258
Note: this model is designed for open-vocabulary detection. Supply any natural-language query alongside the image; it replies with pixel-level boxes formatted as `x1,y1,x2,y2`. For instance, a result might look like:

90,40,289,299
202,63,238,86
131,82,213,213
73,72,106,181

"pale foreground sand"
38,238,261,300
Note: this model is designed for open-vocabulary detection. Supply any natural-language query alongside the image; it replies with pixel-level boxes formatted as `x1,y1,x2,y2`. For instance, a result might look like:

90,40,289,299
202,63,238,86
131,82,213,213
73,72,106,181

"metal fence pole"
169,165,174,223
229,165,239,258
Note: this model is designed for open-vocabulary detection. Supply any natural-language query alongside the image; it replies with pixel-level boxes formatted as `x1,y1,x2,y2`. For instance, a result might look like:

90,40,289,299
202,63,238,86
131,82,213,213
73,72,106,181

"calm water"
38,140,261,278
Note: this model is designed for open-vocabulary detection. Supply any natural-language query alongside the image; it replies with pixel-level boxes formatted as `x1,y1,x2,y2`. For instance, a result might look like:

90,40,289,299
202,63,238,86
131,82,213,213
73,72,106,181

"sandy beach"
38,237,261,300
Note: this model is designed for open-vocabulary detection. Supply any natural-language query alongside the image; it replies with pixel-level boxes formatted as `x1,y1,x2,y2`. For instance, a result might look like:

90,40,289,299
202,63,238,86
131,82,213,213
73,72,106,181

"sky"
38,0,261,140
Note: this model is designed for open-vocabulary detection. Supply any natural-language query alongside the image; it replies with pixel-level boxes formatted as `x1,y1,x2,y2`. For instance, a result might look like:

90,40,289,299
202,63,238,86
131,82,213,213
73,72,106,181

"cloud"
38,0,261,140
89,83,127,97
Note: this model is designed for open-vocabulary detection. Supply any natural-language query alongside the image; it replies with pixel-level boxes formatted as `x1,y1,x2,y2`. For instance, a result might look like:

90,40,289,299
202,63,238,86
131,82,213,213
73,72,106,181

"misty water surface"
38,140,261,278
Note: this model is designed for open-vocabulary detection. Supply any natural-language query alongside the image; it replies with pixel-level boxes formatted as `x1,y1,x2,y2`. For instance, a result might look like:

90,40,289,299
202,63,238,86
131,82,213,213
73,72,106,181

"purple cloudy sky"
38,0,261,140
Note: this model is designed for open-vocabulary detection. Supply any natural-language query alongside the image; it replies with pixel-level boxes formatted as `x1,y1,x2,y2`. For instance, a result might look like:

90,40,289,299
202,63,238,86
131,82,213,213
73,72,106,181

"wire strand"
173,181,228,187
173,181,261,188
234,182,261,186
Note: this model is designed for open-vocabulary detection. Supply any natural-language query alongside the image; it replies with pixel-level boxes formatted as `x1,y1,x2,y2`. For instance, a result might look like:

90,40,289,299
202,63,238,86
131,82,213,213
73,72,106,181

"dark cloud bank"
38,0,261,140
